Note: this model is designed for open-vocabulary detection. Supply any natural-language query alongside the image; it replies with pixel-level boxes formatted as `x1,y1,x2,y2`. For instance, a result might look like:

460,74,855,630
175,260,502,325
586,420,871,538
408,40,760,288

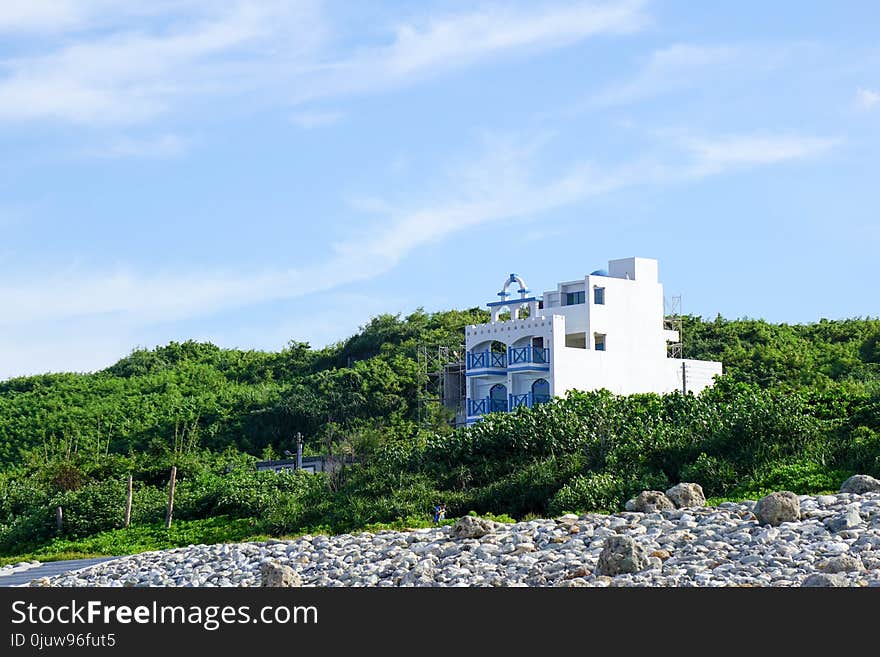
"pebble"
32,492,880,588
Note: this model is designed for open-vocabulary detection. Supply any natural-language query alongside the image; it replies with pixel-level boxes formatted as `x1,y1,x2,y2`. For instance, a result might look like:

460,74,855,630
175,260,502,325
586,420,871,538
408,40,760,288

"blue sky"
1,0,878,379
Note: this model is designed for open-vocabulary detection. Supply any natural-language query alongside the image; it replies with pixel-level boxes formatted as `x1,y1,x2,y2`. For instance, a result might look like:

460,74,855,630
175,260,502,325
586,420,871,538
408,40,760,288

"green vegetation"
0,311,878,562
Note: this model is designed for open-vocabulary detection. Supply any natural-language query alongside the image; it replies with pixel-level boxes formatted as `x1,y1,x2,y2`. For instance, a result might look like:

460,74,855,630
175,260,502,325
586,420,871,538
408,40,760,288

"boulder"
801,573,849,588
556,513,580,525
754,491,800,526
818,555,863,574
449,516,495,539
595,535,652,576
624,498,638,512
665,483,706,508
259,561,302,587
839,475,880,495
824,507,862,533
630,490,675,513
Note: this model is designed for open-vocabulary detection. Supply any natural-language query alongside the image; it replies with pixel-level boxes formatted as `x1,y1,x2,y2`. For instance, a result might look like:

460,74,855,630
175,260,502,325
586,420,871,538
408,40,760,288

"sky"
1,0,878,379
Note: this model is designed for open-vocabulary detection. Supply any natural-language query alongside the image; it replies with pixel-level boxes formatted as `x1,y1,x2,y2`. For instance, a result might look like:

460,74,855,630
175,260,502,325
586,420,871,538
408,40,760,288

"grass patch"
0,516,268,565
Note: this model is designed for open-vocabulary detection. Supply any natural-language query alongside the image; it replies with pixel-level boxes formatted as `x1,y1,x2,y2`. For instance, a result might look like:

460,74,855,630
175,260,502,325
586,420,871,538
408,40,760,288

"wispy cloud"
0,1,648,126
681,134,840,175
0,129,838,333
583,42,803,110
0,2,327,124
80,133,187,159
295,1,649,105
855,87,880,110
592,43,742,107
290,110,344,129
0,1,217,34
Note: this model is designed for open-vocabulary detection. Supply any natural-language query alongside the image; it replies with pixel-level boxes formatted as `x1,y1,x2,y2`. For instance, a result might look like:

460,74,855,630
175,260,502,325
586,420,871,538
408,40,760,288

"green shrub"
739,460,848,496
549,472,627,515
680,453,738,498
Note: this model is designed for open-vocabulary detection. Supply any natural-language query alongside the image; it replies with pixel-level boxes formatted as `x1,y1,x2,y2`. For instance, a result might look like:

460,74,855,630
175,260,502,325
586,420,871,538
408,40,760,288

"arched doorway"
532,378,550,405
489,383,508,413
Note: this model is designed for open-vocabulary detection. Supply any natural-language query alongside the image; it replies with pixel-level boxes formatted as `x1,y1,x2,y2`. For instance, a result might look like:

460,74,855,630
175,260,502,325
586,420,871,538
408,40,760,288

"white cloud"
584,42,804,110
290,110,344,129
295,1,649,104
0,1,327,124
0,129,838,336
80,133,187,159
855,87,880,110
0,0,86,33
681,134,840,175
0,1,219,34
592,43,742,107
0,1,648,126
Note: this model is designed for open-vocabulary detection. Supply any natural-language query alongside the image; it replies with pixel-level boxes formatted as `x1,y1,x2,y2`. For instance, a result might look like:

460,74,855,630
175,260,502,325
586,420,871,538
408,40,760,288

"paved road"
0,557,118,587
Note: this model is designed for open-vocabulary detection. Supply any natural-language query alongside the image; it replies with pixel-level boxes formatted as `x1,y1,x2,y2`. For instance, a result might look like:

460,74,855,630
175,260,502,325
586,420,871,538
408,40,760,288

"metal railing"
509,392,552,410
467,396,509,416
466,350,507,369
510,393,530,409
507,345,549,366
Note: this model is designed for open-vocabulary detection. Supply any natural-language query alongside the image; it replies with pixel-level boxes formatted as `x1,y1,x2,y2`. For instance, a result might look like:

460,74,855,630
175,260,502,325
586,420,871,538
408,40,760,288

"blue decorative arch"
531,378,550,405
489,383,508,413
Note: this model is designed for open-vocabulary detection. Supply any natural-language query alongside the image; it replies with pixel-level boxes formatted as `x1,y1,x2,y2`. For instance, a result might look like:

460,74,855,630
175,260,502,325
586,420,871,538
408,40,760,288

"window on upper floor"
594,287,605,305
594,333,606,351
565,290,585,306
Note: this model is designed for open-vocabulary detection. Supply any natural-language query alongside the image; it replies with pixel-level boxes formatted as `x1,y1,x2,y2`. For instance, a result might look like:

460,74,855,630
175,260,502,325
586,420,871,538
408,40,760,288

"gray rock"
801,573,850,587
259,561,301,587
595,535,652,576
754,491,801,526
631,490,676,513
665,483,706,508
624,498,638,512
450,516,495,539
817,555,863,573
839,475,880,495
824,507,862,532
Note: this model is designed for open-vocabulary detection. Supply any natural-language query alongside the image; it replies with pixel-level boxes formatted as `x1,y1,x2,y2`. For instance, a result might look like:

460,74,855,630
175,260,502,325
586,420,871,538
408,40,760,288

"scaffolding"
417,343,466,428
664,295,683,359
665,295,686,392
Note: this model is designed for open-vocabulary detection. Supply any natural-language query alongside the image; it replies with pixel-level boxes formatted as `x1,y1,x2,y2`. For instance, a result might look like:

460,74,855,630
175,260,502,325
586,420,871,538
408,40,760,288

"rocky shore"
30,476,880,588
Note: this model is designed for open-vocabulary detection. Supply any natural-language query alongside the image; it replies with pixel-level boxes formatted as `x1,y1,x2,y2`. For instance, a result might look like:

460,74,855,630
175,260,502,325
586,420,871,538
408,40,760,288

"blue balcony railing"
509,392,553,410
466,350,507,370
467,396,509,416
510,393,531,409
467,397,488,416
507,345,549,366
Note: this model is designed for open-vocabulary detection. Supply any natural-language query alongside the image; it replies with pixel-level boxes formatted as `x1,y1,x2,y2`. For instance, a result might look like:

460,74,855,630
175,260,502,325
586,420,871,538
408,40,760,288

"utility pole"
296,432,303,470
682,361,687,394
124,475,133,528
165,466,177,529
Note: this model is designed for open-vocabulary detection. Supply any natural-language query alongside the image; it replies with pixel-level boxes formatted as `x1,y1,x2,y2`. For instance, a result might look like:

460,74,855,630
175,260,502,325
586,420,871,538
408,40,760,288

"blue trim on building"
507,366,550,373
486,297,536,307
465,370,507,377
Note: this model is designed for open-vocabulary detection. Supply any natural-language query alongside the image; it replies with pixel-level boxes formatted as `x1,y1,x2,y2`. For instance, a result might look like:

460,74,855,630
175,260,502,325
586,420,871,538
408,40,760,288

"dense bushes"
0,454,328,555
1,314,879,558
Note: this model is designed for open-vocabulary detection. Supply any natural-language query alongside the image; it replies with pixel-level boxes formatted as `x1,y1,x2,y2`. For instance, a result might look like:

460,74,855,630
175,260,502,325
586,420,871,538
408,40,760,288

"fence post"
165,466,177,530
55,506,63,533
124,475,133,528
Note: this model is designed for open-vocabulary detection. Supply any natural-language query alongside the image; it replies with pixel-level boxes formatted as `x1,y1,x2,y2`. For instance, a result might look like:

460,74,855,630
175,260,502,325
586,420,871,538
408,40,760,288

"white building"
463,257,722,425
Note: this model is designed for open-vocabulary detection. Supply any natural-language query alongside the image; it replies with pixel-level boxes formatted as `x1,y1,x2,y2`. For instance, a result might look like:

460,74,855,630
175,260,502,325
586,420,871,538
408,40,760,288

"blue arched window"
489,383,508,413
532,379,550,405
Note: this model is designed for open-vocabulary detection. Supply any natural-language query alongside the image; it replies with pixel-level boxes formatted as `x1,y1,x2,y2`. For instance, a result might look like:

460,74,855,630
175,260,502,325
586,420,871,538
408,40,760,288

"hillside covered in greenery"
1,311,878,560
